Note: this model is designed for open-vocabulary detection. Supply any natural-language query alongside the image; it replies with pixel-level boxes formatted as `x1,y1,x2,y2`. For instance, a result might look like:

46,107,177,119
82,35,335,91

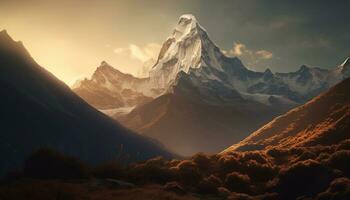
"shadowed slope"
0,30,173,176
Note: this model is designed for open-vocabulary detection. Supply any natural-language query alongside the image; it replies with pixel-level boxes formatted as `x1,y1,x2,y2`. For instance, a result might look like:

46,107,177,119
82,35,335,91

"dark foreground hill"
0,30,173,176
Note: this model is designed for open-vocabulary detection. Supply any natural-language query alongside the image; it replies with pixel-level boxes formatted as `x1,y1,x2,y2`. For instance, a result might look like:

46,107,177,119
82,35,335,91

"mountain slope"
117,92,290,155
224,76,350,152
0,30,173,176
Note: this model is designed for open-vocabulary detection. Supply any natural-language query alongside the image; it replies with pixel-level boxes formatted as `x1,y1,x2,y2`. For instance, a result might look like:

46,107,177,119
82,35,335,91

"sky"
1,0,349,85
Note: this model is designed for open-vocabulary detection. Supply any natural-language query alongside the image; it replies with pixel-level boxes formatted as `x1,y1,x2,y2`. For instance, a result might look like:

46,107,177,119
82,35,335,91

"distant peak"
100,61,109,66
299,65,310,71
263,68,273,80
96,61,127,75
0,29,13,41
264,68,272,74
341,57,350,67
91,61,118,79
97,61,115,71
0,29,8,35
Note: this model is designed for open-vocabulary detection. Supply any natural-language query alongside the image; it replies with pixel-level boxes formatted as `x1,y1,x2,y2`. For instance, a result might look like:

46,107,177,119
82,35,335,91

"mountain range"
74,14,350,155
0,30,173,176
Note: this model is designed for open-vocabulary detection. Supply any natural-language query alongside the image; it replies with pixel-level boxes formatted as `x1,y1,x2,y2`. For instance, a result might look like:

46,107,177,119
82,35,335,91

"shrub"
240,151,269,164
326,150,350,177
197,175,222,194
163,181,185,195
245,160,277,183
315,177,350,200
225,172,251,193
266,148,289,158
127,162,175,184
176,160,201,186
276,159,335,200
294,151,317,162
23,148,89,180
316,153,331,162
266,148,290,165
192,153,214,174
93,161,123,179
217,187,231,198
336,140,350,151
219,155,242,175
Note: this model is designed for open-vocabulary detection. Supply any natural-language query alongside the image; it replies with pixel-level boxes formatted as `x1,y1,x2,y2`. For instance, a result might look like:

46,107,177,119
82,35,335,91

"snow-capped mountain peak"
149,14,230,90
171,14,205,41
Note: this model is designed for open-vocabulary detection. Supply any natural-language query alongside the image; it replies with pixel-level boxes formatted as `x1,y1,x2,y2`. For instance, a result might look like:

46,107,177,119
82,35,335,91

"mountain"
74,15,349,111
73,61,155,110
74,14,350,156
149,14,229,90
115,15,297,155
224,76,350,152
0,30,173,176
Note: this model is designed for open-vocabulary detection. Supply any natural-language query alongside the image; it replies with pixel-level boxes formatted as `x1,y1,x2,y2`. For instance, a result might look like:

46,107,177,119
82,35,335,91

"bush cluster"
5,140,350,199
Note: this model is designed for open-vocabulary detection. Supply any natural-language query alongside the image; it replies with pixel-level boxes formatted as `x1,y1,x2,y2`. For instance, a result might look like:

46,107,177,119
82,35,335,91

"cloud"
129,44,150,62
224,42,274,69
225,42,273,60
114,43,161,63
256,50,273,59
231,42,246,56
113,47,126,54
